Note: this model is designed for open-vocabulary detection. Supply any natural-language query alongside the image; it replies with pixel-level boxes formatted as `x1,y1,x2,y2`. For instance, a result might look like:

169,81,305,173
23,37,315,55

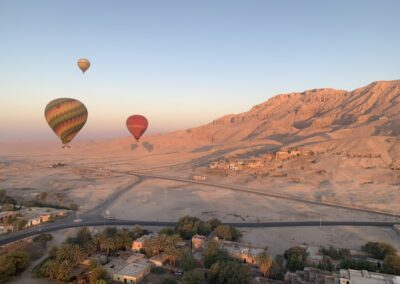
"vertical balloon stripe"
45,98,88,145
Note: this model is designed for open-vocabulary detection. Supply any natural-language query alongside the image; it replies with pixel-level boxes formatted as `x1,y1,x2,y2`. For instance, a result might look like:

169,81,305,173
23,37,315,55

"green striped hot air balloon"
44,98,88,148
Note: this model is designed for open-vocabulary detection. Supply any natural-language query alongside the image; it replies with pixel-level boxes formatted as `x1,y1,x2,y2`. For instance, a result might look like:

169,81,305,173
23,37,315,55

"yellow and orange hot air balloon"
45,98,88,148
77,58,91,74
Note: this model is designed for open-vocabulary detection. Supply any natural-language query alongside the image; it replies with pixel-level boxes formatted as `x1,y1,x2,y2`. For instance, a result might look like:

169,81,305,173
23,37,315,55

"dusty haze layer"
1,80,400,221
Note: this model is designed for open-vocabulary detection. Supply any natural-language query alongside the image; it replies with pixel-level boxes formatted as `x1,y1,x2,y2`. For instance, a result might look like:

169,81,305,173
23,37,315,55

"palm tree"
256,251,273,278
164,246,183,267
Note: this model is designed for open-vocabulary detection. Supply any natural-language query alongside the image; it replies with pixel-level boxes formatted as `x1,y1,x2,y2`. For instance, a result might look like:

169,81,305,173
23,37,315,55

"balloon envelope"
126,115,148,141
45,98,88,145
77,58,90,73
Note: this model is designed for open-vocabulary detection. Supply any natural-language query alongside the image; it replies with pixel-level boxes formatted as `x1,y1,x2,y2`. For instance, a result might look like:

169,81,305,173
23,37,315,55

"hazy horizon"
1,0,400,141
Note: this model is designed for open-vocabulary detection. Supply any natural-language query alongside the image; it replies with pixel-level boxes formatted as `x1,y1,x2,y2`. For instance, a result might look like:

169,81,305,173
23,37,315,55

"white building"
339,269,400,284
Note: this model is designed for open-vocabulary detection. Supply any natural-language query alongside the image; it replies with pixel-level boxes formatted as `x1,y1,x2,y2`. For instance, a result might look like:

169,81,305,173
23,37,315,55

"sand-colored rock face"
182,80,400,144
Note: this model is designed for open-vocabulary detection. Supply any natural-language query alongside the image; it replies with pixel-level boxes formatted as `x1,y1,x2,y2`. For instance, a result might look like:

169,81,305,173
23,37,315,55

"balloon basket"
62,144,71,149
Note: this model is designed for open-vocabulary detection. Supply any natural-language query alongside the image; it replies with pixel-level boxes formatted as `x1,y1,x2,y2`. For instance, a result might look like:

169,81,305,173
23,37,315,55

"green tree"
160,227,176,236
209,261,251,284
95,234,115,255
214,225,242,241
33,233,53,248
88,265,108,284
321,246,350,260
0,250,31,281
76,227,92,246
207,218,222,230
56,244,84,266
256,251,273,277
132,224,146,239
269,255,285,280
182,252,197,271
176,216,202,239
204,240,231,268
197,221,212,236
362,242,397,260
318,256,334,271
115,229,133,251
284,246,307,272
144,234,183,258
340,258,378,272
382,254,400,275
183,269,204,284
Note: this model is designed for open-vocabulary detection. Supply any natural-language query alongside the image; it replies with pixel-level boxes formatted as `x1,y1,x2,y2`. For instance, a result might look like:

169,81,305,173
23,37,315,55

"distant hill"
81,80,400,160
178,80,400,144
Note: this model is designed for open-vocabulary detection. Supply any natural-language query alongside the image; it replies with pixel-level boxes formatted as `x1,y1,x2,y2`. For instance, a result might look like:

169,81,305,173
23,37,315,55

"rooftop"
115,259,151,277
341,269,400,284
21,207,68,220
222,241,265,257
104,252,145,274
134,232,158,243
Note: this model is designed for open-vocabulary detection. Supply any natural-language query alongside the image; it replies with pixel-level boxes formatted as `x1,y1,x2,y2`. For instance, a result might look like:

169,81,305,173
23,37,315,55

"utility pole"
320,215,322,228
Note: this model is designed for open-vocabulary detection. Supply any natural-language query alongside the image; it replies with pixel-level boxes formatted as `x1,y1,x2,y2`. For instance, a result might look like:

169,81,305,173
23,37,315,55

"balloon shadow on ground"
130,144,138,151
142,141,154,152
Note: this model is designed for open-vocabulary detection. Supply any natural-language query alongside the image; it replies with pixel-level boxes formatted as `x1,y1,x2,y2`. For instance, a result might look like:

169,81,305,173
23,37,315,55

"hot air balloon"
77,58,90,74
126,115,148,141
45,98,88,148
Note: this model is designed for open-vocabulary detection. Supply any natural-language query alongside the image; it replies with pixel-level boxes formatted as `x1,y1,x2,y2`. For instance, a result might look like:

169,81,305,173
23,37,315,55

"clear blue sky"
1,0,399,141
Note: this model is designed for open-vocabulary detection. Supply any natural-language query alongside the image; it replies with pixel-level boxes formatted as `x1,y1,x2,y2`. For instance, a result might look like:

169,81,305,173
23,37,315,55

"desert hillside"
99,80,400,162
2,80,400,218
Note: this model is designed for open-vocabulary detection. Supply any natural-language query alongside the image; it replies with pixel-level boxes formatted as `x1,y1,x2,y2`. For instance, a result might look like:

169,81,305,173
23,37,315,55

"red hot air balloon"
126,115,148,141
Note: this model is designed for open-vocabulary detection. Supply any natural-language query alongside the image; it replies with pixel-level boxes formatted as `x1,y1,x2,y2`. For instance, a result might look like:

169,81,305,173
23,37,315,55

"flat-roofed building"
340,269,400,284
221,241,265,265
105,252,151,284
21,207,67,227
112,260,151,283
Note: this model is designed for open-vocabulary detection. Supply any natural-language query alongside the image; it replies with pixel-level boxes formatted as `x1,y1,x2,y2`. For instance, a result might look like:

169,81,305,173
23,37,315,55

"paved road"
0,219,397,246
1,166,398,246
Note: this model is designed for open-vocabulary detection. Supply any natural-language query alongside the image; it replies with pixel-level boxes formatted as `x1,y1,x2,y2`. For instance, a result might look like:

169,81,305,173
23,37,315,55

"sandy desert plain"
1,80,400,254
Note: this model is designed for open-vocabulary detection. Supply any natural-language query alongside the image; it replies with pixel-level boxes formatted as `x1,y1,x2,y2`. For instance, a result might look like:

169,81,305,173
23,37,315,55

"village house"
131,233,158,252
192,234,208,252
285,267,400,284
220,241,265,265
285,267,337,284
104,252,152,284
339,269,400,284
0,211,16,223
21,207,67,227
246,158,264,169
